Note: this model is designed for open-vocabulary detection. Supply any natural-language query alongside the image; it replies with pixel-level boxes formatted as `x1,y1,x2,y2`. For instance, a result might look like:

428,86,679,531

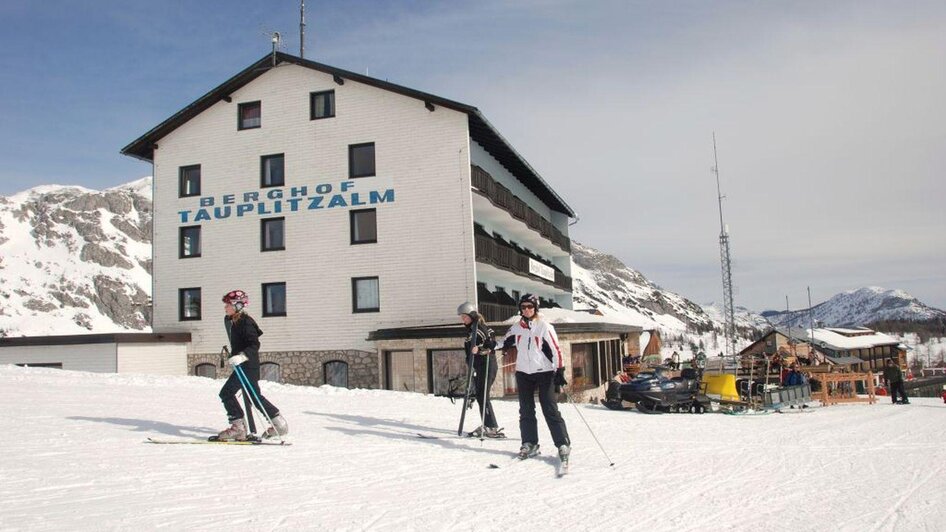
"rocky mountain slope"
0,178,152,336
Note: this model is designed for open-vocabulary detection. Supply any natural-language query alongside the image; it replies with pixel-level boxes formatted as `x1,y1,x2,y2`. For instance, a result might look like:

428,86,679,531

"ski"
456,316,480,437
416,433,440,440
488,454,535,469
145,437,291,446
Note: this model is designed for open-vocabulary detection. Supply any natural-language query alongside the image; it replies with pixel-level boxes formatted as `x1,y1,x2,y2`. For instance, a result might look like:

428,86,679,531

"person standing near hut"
883,359,910,405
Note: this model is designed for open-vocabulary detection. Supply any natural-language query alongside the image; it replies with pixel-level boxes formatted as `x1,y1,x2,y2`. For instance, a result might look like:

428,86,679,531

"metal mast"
713,133,737,365
300,0,306,59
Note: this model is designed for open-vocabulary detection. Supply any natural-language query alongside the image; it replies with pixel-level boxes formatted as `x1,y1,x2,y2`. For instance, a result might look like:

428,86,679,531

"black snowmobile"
618,367,711,414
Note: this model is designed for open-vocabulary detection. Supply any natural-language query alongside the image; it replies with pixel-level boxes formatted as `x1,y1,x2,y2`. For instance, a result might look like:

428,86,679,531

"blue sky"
2,1,945,311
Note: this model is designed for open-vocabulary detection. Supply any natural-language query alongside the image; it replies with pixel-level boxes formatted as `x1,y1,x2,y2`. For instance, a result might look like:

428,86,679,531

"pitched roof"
121,52,574,216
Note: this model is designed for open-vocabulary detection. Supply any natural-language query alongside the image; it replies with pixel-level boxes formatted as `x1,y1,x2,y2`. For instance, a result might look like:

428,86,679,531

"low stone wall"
188,350,380,389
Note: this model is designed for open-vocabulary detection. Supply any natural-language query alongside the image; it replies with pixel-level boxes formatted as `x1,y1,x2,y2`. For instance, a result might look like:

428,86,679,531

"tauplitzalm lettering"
177,179,395,223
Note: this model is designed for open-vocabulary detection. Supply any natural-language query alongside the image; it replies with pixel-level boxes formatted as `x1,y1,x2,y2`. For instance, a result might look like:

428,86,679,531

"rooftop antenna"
712,132,738,374
299,0,306,59
807,286,816,359
786,295,797,357
271,31,281,66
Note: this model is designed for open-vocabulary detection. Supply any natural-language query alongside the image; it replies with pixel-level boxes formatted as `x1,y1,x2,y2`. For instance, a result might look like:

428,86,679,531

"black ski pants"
516,370,570,448
889,380,908,404
219,365,280,422
471,354,499,429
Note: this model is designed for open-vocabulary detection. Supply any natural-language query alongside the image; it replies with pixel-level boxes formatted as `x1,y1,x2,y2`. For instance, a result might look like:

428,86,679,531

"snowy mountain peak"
765,286,946,328
0,179,154,337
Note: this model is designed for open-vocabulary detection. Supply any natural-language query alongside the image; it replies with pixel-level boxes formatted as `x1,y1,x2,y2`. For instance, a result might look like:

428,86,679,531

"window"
261,217,285,251
260,154,284,187
179,226,201,258
195,363,216,379
349,142,375,178
350,209,377,244
324,360,349,387
179,165,201,197
261,362,281,383
179,288,201,321
310,90,335,119
262,282,287,317
238,101,261,130
352,276,379,312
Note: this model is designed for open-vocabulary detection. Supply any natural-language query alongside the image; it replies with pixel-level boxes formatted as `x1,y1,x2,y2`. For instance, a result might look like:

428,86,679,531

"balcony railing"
480,302,518,323
474,233,573,292
471,165,570,253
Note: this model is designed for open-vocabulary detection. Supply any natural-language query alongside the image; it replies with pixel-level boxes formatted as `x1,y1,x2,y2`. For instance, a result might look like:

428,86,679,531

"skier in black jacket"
215,290,289,441
882,358,909,405
458,302,504,438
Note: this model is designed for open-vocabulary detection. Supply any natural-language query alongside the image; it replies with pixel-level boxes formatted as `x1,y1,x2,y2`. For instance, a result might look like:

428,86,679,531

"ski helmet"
457,301,477,317
222,289,249,311
519,293,539,311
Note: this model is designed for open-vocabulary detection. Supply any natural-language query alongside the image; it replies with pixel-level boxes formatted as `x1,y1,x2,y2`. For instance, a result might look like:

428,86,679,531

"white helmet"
457,301,476,317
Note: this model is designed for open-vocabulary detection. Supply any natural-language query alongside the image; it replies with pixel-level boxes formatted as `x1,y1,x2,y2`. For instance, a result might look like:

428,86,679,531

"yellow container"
702,374,739,402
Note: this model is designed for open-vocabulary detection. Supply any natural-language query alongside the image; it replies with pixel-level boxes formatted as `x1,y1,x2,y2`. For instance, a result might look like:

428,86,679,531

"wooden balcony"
474,233,572,292
471,165,570,253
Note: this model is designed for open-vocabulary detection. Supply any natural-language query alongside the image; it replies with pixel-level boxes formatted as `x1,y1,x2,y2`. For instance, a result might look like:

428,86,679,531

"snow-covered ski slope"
2,365,945,531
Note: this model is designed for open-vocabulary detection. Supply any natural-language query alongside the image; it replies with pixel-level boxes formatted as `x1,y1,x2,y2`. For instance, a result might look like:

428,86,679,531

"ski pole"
233,364,283,444
563,390,615,467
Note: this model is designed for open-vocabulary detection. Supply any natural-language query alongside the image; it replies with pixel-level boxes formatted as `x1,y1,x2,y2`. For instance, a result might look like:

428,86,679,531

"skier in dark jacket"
882,359,909,405
215,290,289,441
458,302,504,438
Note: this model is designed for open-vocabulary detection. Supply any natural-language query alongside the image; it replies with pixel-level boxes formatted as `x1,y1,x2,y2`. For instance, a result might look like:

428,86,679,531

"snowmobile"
618,367,711,414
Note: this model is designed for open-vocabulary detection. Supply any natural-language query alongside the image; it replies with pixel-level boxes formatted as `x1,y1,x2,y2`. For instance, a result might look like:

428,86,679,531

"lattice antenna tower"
712,133,737,363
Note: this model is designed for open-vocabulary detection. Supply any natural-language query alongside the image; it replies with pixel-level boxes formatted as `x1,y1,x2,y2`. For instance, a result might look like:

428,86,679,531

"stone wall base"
188,350,379,389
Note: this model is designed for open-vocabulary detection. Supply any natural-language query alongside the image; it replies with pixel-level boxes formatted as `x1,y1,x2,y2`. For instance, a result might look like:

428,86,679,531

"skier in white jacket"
501,293,570,461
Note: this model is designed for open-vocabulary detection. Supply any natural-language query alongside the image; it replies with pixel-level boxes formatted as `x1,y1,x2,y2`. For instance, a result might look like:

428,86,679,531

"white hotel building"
121,52,636,396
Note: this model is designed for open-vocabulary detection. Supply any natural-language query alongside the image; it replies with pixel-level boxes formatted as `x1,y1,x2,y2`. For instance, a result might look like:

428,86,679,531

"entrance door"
385,350,415,392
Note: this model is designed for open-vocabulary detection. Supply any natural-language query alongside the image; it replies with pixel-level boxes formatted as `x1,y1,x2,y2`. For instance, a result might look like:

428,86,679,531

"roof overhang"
0,333,192,347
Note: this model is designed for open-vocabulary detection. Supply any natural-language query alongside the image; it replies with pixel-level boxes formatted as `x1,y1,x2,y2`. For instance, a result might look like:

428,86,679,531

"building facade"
122,53,576,387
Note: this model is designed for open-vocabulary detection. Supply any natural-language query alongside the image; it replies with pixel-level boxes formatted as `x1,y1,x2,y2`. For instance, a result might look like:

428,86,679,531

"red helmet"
222,289,249,311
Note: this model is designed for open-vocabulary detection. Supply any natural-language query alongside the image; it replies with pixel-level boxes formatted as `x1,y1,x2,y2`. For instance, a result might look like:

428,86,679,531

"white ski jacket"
502,317,563,374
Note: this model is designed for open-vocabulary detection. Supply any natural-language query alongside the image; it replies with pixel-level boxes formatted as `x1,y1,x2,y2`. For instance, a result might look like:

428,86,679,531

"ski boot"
517,442,540,460
484,427,506,439
556,444,571,477
211,419,247,442
262,415,289,439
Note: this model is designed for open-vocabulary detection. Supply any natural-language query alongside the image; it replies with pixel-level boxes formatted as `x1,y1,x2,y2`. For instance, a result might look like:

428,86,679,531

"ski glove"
228,352,249,367
555,367,568,387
